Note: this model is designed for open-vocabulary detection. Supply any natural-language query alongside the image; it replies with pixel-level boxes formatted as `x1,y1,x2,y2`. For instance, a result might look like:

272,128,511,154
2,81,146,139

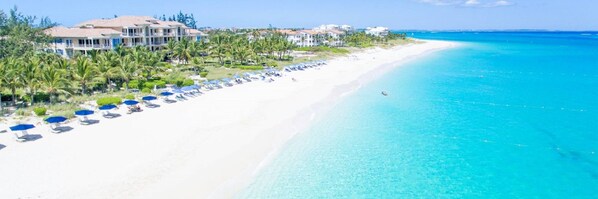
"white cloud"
491,0,514,6
464,0,481,6
417,0,514,7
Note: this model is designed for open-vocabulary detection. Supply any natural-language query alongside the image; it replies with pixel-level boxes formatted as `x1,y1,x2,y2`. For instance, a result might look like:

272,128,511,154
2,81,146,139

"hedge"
96,97,122,106
128,80,140,89
199,72,208,77
238,65,263,70
144,80,166,90
182,79,195,87
124,94,135,100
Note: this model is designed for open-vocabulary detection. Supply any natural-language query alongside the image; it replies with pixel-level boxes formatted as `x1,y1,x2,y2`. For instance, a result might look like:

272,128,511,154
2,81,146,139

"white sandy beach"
0,40,456,199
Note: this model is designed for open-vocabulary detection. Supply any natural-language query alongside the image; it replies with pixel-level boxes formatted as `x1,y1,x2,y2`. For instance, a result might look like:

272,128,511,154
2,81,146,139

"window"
56,49,64,55
78,39,84,45
55,38,63,44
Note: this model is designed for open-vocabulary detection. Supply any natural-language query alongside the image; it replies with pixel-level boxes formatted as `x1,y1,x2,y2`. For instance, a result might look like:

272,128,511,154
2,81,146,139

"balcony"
124,43,146,47
122,33,142,37
74,44,111,49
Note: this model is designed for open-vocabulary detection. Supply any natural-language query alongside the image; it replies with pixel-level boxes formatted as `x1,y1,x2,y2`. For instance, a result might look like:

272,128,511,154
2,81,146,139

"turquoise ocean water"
239,32,598,198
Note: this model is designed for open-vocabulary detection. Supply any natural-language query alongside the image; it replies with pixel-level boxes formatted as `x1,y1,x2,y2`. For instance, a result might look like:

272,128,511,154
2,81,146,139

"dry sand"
0,40,456,199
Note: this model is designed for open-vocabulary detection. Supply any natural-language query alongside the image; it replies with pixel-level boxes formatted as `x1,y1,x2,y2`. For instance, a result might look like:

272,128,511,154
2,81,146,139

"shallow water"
239,32,598,198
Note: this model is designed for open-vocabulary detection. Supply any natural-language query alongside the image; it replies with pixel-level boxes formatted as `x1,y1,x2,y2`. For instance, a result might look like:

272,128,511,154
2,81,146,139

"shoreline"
0,40,457,199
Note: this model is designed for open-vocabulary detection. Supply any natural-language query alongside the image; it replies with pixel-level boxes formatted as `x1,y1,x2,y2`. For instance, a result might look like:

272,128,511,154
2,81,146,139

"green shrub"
238,65,263,70
182,79,195,87
199,71,208,77
128,80,140,89
141,88,151,93
143,80,166,90
124,94,135,100
33,107,47,116
266,61,278,67
15,109,28,116
96,96,122,106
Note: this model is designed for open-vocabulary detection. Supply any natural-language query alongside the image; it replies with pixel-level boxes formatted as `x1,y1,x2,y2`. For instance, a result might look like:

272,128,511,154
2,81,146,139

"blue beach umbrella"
181,86,194,91
160,91,174,96
221,78,231,82
189,85,200,89
142,96,157,101
10,124,35,131
172,89,184,94
75,109,94,116
99,104,117,110
45,116,67,124
123,100,139,106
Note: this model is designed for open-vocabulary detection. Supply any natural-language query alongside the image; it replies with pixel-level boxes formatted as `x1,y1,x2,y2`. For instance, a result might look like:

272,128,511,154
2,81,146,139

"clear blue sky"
1,0,597,30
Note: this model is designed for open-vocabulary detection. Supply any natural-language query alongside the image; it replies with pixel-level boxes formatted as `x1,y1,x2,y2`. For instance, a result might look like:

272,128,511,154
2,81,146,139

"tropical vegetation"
0,8,409,118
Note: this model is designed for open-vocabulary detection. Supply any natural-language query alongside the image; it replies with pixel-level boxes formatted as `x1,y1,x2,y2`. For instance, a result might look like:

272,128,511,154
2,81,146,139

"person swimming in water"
381,91,388,96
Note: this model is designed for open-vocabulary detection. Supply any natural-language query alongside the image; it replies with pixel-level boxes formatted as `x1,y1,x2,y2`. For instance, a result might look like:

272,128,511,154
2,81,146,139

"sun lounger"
144,100,159,108
78,116,92,125
14,132,27,142
49,123,62,133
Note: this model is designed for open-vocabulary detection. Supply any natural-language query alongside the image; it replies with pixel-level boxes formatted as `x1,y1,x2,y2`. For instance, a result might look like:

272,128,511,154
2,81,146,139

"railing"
122,33,142,37
73,44,112,49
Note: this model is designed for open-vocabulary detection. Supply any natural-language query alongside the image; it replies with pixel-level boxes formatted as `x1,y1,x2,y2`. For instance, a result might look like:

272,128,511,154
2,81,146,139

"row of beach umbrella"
8,95,163,133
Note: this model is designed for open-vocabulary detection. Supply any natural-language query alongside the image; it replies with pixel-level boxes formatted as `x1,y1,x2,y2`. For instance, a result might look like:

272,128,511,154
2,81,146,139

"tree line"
0,8,299,106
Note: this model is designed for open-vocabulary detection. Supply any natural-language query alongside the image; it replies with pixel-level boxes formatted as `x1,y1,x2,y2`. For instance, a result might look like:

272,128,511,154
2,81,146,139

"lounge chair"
144,100,159,108
102,111,114,118
78,116,92,125
127,105,143,114
49,123,62,133
14,131,27,142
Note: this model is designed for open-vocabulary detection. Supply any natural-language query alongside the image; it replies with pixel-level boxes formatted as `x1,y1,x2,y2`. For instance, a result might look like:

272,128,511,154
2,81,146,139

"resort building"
44,16,207,58
313,24,354,32
365,26,390,37
276,29,346,47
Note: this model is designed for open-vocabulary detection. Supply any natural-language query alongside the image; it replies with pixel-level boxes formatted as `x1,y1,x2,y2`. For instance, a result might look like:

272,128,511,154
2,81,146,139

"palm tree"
173,38,192,64
209,34,229,66
71,56,96,95
40,65,70,103
113,55,139,91
164,39,177,61
0,57,23,104
21,57,40,105
96,51,119,91
142,51,164,80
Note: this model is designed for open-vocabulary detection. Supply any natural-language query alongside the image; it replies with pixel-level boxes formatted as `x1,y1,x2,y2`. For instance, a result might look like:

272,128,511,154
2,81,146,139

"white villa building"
277,29,345,47
45,16,207,58
365,26,390,37
313,24,354,32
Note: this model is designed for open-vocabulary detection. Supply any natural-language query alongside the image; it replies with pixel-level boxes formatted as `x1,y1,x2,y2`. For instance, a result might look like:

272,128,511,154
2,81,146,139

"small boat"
381,91,388,96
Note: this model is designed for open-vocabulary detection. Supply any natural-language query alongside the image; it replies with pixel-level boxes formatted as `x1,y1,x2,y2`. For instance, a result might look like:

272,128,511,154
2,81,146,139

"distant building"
44,16,207,58
365,26,390,37
275,29,345,47
313,24,353,32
